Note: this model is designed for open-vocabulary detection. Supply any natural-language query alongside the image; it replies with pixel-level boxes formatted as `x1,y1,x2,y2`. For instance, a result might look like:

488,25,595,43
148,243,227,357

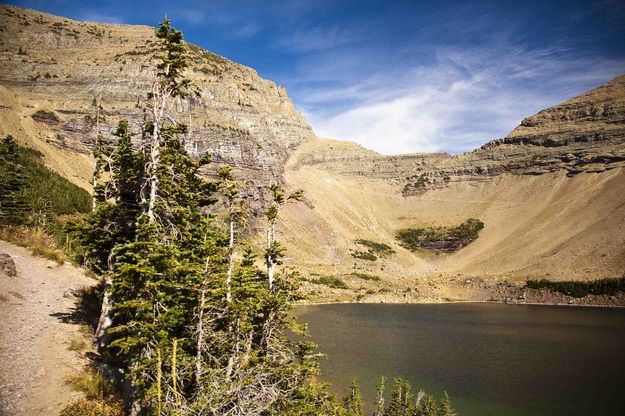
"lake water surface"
296,303,625,415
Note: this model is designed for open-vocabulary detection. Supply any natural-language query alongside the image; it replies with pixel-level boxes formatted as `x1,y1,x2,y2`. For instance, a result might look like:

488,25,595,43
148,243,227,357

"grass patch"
0,225,67,264
61,368,124,416
68,336,89,352
310,276,349,289
396,218,484,252
526,276,625,298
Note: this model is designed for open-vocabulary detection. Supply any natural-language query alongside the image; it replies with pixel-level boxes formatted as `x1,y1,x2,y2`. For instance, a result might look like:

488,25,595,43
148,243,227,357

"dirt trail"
0,240,95,416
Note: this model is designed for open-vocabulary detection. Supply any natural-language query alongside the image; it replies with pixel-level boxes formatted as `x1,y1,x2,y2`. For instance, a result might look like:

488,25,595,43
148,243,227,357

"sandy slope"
0,241,95,415
281,138,625,285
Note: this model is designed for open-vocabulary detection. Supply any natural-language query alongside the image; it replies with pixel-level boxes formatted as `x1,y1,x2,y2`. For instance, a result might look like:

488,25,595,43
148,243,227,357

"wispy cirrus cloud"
294,41,625,154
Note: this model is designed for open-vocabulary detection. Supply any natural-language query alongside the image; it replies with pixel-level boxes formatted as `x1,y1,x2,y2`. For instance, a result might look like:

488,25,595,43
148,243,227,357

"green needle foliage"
0,135,29,225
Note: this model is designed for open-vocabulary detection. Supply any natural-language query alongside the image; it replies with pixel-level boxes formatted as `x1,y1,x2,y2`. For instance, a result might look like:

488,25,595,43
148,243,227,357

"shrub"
350,250,377,261
354,239,395,257
351,272,381,282
526,276,625,298
310,276,349,289
32,109,60,123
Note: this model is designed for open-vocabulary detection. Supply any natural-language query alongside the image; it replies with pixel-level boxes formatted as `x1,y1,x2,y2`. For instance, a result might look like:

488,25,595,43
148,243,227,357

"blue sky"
6,0,625,154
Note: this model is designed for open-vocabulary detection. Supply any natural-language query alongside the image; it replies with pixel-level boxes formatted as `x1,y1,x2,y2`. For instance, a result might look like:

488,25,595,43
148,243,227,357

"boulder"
0,253,17,277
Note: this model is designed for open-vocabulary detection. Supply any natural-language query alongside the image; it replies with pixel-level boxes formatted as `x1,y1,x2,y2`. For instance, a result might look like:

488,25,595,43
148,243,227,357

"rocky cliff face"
0,4,314,206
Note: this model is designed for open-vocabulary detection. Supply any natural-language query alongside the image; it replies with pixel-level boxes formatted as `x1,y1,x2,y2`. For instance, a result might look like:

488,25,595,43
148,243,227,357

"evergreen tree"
343,378,364,416
74,17,334,415
0,135,29,225
414,394,438,416
437,391,456,416
374,376,386,416
386,378,413,416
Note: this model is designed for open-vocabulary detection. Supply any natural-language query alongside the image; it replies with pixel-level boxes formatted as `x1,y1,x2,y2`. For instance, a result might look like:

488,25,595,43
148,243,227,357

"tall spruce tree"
374,376,386,416
437,391,456,416
75,17,336,416
343,378,364,416
386,378,413,416
414,394,438,416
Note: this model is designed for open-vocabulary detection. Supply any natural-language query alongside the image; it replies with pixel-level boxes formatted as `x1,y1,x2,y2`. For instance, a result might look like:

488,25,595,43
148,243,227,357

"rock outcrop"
0,253,16,277
0,4,314,206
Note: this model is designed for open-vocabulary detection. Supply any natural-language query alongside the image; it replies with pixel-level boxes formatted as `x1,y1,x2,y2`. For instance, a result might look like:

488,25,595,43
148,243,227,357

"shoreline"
294,299,625,309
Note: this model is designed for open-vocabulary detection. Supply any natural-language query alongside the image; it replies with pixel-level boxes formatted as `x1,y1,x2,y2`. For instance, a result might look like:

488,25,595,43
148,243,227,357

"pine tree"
386,378,413,416
0,135,29,225
374,376,386,416
74,17,336,416
437,391,456,416
414,394,438,416
343,378,364,416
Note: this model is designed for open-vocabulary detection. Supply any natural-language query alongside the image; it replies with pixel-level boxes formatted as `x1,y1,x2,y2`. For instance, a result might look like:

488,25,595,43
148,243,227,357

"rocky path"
0,241,95,415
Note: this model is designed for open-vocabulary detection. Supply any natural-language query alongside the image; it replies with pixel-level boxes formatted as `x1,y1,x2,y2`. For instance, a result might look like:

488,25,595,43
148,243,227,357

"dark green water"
296,303,625,415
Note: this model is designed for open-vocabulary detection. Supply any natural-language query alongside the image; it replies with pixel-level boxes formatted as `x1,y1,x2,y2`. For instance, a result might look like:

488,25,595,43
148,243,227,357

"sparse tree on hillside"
142,17,196,223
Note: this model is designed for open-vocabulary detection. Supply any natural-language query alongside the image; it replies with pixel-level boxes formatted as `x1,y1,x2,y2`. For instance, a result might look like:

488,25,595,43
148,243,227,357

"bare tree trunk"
226,217,234,302
267,220,276,291
147,83,166,223
94,274,113,350
195,287,206,382
92,95,101,211
95,251,114,351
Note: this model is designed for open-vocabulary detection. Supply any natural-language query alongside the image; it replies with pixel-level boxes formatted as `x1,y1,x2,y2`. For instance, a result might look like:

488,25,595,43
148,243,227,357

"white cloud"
294,43,625,154
177,9,205,25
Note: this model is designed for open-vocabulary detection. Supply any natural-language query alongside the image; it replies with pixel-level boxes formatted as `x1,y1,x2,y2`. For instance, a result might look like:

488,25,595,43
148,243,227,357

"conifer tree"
374,376,386,416
437,391,456,416
343,378,364,416
414,394,438,416
0,135,29,225
74,17,334,416
386,378,413,416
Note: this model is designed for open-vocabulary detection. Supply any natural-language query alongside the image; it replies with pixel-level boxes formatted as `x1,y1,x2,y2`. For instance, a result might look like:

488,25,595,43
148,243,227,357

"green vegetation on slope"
0,135,91,221
0,135,91,262
396,218,484,253
526,276,625,298
310,275,349,289
351,239,395,261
